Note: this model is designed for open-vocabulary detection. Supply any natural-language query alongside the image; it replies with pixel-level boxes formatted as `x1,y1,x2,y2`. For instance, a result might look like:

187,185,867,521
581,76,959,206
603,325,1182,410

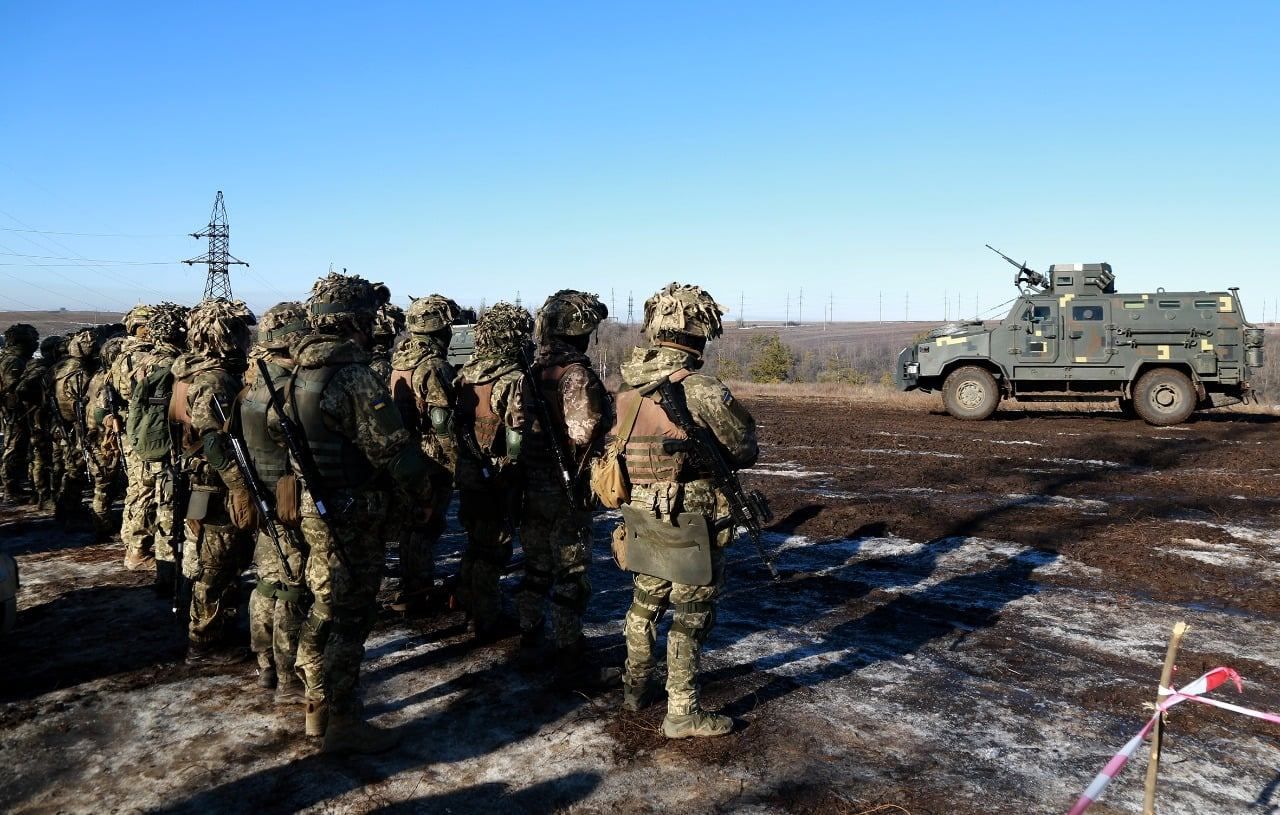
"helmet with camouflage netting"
307,272,382,335
66,329,98,361
406,294,461,335
642,282,726,355
535,290,608,340
123,304,154,336
187,298,257,357
99,335,126,368
3,323,38,353
39,334,65,362
258,301,309,352
373,302,406,344
474,301,533,355
147,302,190,346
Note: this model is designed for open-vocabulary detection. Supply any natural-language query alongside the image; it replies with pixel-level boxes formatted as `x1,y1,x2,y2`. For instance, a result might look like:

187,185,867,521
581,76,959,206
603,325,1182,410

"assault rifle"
70,376,102,473
211,398,297,583
256,358,353,573
657,379,780,581
44,383,69,447
103,382,127,459
518,345,592,510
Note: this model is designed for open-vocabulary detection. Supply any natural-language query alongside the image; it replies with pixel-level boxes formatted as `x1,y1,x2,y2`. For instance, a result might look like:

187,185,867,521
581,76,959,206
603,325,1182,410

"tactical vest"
54,364,85,424
523,362,576,472
289,363,375,491
613,370,694,485
388,367,421,435
242,362,290,490
456,380,501,454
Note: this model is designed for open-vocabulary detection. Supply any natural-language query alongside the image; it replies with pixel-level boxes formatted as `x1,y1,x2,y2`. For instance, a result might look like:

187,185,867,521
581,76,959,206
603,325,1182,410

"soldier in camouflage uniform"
241,302,310,703
282,272,430,753
87,334,127,539
387,294,460,614
369,300,404,384
51,329,99,527
0,324,39,503
18,336,66,511
454,302,532,642
171,299,257,665
128,303,189,581
614,283,758,738
518,290,610,672
106,305,157,567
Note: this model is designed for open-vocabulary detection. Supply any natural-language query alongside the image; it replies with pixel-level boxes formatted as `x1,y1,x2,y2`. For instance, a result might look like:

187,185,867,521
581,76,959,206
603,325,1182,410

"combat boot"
256,663,277,690
275,672,305,706
124,550,155,571
622,678,659,712
304,700,329,737
321,713,400,755
185,643,248,667
662,709,734,739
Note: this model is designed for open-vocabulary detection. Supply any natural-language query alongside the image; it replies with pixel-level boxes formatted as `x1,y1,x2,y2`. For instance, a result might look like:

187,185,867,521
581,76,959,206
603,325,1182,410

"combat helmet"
258,301,309,352
373,302,406,345
535,290,608,340
307,272,382,335
147,302,190,347
187,298,257,357
474,302,533,356
2,324,38,353
38,335,65,362
99,335,126,368
123,305,154,336
66,329,98,361
642,282,725,355
406,294,461,336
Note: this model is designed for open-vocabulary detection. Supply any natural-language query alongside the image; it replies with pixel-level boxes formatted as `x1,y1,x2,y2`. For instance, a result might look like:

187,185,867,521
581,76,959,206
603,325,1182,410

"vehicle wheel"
942,366,1000,421
1132,369,1196,426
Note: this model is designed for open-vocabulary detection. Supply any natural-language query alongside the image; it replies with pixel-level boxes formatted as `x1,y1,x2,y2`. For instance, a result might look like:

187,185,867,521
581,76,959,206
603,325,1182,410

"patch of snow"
861,448,964,459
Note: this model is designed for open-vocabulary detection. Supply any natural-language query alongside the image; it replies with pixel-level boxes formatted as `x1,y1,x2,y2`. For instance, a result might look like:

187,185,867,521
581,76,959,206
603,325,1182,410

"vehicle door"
1066,300,1112,363
1017,300,1059,363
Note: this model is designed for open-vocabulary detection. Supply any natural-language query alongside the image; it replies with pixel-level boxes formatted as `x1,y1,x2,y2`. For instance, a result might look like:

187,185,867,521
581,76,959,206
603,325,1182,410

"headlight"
906,363,919,376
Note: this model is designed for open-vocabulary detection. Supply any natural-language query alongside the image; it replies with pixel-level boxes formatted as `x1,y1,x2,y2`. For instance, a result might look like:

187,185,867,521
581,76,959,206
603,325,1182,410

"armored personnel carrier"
895,248,1265,425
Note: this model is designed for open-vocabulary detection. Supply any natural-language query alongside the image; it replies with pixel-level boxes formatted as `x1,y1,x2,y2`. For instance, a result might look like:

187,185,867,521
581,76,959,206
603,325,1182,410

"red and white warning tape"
1067,666,1270,815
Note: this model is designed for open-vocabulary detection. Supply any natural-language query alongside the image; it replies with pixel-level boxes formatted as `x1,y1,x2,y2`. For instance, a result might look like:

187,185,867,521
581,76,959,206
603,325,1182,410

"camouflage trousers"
295,490,388,715
120,450,157,559
517,486,592,650
1,413,29,498
622,481,731,716
249,528,308,676
182,516,251,647
457,484,516,630
27,427,60,506
89,437,123,537
396,475,452,598
54,433,89,520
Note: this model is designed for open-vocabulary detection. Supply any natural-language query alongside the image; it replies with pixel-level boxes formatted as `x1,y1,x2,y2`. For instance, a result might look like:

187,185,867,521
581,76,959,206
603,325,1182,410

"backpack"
127,362,175,462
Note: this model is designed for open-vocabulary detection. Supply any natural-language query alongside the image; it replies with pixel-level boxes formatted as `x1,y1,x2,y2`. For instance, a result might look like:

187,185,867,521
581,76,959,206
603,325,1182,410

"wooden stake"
1143,621,1189,814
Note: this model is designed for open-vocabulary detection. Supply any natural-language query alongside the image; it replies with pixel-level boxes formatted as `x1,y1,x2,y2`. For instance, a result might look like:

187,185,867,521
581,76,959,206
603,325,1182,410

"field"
4,391,1280,814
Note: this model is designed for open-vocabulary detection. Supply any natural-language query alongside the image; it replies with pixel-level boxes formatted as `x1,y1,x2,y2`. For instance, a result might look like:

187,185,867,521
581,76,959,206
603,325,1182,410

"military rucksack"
127,362,175,462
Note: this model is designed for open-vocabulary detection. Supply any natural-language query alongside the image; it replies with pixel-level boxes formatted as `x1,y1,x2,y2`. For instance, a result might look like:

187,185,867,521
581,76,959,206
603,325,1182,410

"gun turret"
986,244,1049,292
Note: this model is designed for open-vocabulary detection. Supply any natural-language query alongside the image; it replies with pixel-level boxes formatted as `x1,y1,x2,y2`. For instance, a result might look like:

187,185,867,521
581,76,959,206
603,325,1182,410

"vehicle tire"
1132,368,1196,426
942,366,1000,421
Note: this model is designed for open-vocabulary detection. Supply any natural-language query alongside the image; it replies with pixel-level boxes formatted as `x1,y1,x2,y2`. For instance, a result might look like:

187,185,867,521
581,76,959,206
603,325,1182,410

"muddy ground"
3,395,1280,815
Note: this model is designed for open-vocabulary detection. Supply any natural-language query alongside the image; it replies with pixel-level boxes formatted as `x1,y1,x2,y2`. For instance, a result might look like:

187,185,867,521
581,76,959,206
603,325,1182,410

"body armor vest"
523,363,575,472
613,370,695,485
388,367,421,435
290,363,375,491
242,361,290,490
456,380,501,454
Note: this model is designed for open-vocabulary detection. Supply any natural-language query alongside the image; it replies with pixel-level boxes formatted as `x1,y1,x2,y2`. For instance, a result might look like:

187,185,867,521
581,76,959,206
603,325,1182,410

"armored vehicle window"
1071,306,1103,321
1194,300,1217,309
1032,306,1051,320
1123,301,1145,310
1027,341,1046,353
1158,300,1182,309
1056,275,1074,287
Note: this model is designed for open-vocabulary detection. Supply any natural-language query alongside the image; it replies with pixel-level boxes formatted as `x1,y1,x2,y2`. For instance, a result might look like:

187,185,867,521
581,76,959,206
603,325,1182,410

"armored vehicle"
895,248,1265,425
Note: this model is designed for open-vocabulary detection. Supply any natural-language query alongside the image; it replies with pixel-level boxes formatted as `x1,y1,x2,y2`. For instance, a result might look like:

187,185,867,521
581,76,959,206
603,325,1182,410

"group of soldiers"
0,274,759,751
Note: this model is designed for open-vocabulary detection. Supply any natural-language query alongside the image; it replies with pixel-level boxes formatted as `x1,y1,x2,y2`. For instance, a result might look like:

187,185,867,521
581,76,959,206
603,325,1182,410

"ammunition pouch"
618,504,713,586
186,485,217,521
275,473,301,529
610,523,629,570
228,487,258,532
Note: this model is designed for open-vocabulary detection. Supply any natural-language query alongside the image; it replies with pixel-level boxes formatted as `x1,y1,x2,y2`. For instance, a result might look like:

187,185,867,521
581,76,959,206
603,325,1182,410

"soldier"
107,305,156,568
517,290,610,673
170,299,257,665
283,272,430,753
613,283,758,739
240,302,310,703
87,334,127,539
51,329,99,527
18,336,66,511
0,324,39,503
369,300,405,384
387,294,460,614
453,302,532,642
126,303,189,581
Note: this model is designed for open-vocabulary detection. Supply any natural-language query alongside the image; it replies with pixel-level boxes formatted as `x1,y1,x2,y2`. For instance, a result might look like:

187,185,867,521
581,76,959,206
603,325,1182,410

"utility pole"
610,287,616,320
827,291,833,330
738,291,744,328
627,291,634,326
785,292,790,326
515,290,521,308
183,190,247,300
798,287,804,327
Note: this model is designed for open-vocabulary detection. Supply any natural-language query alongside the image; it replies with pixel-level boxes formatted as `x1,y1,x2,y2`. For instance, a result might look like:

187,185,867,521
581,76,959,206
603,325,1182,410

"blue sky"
2,2,1277,322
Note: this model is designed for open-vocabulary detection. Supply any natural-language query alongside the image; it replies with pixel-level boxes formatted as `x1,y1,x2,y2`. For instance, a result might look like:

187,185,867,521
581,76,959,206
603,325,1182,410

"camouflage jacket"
282,333,420,496
108,335,154,407
521,339,611,485
390,334,457,469
132,341,183,398
15,357,54,429
369,348,392,385
454,353,526,486
171,352,246,492
0,348,31,414
52,356,92,427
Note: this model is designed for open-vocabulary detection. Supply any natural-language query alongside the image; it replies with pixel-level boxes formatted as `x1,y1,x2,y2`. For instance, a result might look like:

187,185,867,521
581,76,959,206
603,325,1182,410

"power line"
0,251,177,265
0,226,184,238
